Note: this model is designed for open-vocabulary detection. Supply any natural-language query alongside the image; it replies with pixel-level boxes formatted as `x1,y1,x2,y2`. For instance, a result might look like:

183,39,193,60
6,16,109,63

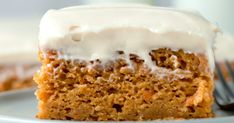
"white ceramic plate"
0,88,234,123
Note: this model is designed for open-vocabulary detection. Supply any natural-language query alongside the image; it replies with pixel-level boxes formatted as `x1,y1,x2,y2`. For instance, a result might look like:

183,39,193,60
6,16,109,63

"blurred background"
1,1,234,120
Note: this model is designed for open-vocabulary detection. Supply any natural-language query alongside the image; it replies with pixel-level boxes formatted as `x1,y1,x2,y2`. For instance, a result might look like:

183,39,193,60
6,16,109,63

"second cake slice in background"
0,19,39,92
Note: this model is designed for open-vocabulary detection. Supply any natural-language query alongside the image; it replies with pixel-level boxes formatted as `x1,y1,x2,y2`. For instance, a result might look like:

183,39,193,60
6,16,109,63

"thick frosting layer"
39,5,218,68
0,18,39,64
0,41,37,64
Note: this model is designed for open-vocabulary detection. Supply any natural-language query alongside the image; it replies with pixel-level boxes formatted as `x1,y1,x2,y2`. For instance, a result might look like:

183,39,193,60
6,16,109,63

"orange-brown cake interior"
34,48,214,120
0,64,38,92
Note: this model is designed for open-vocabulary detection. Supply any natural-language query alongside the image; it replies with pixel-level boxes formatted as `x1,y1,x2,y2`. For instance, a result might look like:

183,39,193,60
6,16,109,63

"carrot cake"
0,63,38,92
0,41,39,92
34,5,219,121
0,19,39,92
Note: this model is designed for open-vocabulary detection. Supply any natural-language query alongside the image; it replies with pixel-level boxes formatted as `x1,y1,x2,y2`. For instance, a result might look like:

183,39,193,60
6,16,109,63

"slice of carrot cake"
0,41,39,92
34,5,219,121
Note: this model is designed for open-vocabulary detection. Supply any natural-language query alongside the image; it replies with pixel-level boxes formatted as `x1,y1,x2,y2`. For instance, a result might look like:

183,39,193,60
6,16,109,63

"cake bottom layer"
0,64,38,92
34,48,214,121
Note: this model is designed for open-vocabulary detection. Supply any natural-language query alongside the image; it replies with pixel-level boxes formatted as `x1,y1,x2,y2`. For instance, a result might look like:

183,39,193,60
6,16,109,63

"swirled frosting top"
39,5,218,65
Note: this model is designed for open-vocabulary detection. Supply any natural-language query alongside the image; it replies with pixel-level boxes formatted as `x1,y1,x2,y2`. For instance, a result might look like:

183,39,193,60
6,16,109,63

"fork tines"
215,61,234,111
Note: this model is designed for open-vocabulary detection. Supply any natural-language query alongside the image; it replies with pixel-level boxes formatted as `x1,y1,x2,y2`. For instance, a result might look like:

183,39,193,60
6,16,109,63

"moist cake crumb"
0,64,38,92
34,48,214,120
35,5,217,121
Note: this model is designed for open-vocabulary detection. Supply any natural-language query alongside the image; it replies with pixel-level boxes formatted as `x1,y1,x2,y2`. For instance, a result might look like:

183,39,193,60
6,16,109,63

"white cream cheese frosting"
0,41,37,64
0,18,39,64
39,5,219,69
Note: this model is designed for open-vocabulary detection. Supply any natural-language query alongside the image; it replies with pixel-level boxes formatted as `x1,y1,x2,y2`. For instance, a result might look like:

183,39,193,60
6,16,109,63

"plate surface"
0,88,234,123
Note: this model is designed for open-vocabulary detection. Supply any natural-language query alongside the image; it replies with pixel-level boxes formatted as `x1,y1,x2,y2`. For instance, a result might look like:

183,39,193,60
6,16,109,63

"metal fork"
215,61,234,111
